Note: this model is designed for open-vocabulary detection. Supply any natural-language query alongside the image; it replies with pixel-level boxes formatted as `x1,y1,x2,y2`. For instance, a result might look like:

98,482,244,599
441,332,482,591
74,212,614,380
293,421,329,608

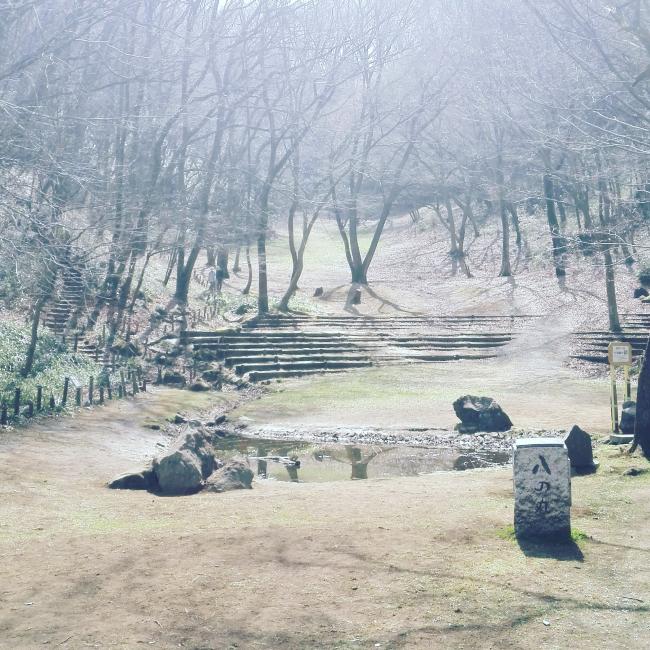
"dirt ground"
1,388,649,649
2,216,649,648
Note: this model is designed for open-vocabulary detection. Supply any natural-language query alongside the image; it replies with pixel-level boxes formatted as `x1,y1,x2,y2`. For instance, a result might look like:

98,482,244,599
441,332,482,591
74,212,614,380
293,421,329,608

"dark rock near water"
634,287,649,299
154,449,204,495
620,401,636,436
202,368,223,383
152,428,219,495
172,413,187,425
204,461,253,493
313,287,324,297
162,371,186,386
189,379,211,392
108,468,158,491
564,425,596,471
452,395,512,433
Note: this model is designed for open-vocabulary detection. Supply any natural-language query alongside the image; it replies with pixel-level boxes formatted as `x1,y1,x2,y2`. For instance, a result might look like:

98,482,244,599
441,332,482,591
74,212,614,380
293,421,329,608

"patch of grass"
571,528,589,542
497,524,516,540
0,320,102,407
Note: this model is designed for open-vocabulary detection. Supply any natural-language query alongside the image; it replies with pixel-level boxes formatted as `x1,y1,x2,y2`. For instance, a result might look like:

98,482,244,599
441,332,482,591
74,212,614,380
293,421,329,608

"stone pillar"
514,438,571,540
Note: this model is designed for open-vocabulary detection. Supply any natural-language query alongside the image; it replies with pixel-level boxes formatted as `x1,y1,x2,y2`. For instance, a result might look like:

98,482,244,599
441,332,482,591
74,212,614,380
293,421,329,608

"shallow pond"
213,435,511,483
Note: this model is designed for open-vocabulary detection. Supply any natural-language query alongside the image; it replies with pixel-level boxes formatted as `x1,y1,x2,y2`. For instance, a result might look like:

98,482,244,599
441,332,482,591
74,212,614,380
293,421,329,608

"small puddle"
214,435,511,482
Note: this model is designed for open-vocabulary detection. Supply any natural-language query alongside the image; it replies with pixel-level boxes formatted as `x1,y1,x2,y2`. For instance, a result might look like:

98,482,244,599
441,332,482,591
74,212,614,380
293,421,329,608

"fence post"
74,334,79,352
88,376,94,405
107,382,113,400
1,404,7,425
75,387,82,406
26,401,34,418
120,370,127,397
36,385,43,411
118,383,124,399
62,377,70,406
141,377,147,392
49,394,55,409
132,375,139,395
99,386,105,405
13,388,20,417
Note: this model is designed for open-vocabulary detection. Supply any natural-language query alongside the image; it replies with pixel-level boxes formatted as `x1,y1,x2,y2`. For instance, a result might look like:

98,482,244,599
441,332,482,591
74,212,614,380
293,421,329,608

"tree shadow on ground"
343,283,423,315
516,535,584,561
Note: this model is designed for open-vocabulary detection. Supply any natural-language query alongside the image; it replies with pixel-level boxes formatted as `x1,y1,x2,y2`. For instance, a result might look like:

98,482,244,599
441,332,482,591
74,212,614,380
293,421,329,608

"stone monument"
564,425,597,472
514,438,571,540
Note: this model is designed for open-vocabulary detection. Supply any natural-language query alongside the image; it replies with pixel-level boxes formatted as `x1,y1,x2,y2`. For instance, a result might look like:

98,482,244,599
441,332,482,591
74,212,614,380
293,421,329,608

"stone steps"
218,346,373,359
236,359,373,376
248,367,366,382
224,353,369,368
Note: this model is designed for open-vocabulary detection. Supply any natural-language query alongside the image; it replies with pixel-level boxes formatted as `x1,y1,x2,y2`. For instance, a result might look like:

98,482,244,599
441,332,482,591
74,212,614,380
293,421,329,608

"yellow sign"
607,341,633,433
608,341,633,366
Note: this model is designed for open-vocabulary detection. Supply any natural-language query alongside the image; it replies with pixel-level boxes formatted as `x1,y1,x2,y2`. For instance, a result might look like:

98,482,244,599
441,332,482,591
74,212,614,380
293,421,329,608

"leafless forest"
1,0,650,358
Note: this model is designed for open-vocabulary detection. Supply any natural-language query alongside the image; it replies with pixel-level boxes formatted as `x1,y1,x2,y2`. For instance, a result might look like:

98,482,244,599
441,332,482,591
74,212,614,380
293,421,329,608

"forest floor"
0,388,649,649
2,213,650,648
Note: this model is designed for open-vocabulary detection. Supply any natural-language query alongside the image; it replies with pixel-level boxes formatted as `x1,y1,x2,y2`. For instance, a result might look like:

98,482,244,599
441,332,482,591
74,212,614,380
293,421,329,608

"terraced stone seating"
571,313,650,365
182,314,524,382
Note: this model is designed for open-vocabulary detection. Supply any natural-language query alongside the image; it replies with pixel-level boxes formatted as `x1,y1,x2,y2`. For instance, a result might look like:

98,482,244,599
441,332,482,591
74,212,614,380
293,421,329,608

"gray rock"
108,468,158,491
620,401,636,435
154,449,204,495
177,429,219,478
172,413,187,425
189,379,211,392
162,371,186,386
204,461,253,493
453,395,512,432
564,425,596,470
153,428,219,494
202,369,223,383
313,287,324,297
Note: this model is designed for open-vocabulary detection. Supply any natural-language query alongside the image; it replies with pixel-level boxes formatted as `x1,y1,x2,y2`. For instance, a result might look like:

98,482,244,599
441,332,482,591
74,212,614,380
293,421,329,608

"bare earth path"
1,388,649,649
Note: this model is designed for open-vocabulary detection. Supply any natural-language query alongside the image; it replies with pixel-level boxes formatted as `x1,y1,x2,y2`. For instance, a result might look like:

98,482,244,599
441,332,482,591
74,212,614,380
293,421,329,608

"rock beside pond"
154,449,204,495
204,461,253,493
189,379,211,392
108,468,158,491
153,428,220,495
162,371,186,386
453,395,512,433
620,401,636,436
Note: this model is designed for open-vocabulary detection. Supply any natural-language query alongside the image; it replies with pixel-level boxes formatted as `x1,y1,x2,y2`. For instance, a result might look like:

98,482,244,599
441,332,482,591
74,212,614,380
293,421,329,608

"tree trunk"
543,173,566,277
603,246,621,332
21,295,49,378
632,335,650,458
242,245,253,295
232,246,241,273
217,247,229,278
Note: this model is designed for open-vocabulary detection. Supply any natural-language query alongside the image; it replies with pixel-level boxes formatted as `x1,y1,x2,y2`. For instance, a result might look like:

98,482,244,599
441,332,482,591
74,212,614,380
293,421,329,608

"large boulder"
620,401,636,436
179,429,220,478
108,468,158,491
154,449,204,495
204,461,253,493
153,428,219,495
453,395,512,433
189,379,211,392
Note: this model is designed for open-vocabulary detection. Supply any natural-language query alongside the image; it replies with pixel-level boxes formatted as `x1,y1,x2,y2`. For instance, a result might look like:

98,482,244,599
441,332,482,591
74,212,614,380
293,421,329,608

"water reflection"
214,436,510,483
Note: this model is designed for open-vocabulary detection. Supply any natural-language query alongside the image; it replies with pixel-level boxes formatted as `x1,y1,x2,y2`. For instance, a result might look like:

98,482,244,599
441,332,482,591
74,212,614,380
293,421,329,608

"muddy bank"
231,421,572,454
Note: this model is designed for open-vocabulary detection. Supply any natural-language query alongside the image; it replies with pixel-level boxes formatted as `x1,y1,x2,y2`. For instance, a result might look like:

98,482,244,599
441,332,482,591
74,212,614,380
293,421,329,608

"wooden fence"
0,368,147,427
